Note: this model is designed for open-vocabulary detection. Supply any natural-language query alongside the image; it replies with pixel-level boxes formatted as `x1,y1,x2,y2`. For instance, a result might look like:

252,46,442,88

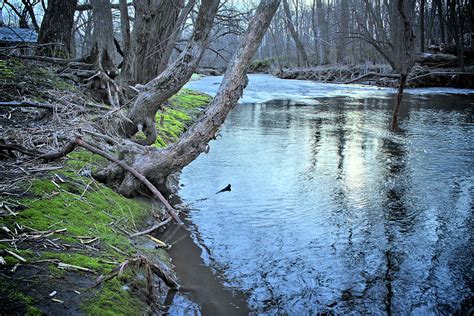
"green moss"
153,88,211,148
0,57,77,102
82,277,145,315
0,286,44,315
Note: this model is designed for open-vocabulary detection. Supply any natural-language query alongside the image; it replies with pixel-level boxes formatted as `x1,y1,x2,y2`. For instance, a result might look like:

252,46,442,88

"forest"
0,0,473,314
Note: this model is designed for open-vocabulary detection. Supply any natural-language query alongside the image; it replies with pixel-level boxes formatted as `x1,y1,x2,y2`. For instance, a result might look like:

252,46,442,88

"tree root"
94,254,179,305
2,136,183,225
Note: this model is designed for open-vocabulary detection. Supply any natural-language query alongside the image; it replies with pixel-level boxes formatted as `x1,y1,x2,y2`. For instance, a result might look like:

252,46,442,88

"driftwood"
408,71,473,82
415,52,458,67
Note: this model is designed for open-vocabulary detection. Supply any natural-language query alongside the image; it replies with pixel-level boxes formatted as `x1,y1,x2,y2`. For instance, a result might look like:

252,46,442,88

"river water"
179,75,473,314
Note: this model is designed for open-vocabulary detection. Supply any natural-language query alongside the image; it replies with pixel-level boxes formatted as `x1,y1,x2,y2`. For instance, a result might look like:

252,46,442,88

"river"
176,74,473,314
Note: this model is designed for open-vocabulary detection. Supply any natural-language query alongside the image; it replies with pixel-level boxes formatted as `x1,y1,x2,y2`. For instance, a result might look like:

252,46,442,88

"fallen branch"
1,136,182,225
344,72,400,84
408,71,474,82
0,101,56,110
58,262,95,273
130,217,172,237
0,142,37,156
4,249,27,262
11,54,83,65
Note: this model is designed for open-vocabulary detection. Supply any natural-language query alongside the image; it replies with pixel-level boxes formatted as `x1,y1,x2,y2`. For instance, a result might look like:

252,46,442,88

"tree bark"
420,0,425,52
118,0,131,74
119,0,220,145
98,0,282,197
37,0,77,57
125,0,185,84
282,0,309,67
90,0,117,73
391,0,415,130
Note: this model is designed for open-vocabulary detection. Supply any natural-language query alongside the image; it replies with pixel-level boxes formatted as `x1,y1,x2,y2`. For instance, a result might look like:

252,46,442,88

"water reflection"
179,94,473,314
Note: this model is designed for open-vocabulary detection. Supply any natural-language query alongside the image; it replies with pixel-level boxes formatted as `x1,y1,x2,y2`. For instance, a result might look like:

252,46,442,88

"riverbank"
273,64,474,89
0,58,214,313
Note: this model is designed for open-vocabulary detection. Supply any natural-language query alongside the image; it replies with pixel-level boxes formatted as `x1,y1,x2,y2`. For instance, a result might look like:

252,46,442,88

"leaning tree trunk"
37,0,77,57
282,0,309,67
119,0,220,145
98,0,282,197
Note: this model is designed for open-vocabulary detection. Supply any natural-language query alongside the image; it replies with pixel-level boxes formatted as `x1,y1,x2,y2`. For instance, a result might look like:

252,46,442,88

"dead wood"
1,136,182,224
344,72,401,84
95,254,179,290
75,138,182,225
0,101,56,111
10,54,83,65
408,71,473,82
130,217,172,237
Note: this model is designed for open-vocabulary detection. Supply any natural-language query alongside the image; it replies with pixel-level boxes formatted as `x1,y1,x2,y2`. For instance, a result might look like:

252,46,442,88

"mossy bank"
0,59,211,314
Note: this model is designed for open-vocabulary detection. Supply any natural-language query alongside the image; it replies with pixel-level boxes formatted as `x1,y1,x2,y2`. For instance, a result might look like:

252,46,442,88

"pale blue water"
180,75,473,314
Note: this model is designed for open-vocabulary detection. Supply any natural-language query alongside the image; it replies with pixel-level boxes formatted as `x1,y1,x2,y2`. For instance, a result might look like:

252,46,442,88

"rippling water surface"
179,75,473,314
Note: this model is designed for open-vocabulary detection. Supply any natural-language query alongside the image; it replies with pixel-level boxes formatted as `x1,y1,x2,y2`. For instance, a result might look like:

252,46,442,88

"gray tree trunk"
125,0,185,84
282,0,309,67
391,0,416,130
90,0,117,73
98,0,282,197
118,0,131,75
119,0,220,145
37,0,77,57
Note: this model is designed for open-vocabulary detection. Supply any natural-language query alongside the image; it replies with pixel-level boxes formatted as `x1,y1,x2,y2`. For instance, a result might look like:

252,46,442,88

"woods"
1,0,473,314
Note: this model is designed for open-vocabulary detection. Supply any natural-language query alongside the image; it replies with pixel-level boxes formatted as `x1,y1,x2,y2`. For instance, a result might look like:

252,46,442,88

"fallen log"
415,52,458,67
408,71,474,82
344,72,400,84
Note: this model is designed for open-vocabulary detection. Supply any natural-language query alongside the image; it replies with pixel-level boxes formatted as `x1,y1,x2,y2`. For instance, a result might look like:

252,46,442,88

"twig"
5,249,27,262
130,217,172,237
58,262,95,273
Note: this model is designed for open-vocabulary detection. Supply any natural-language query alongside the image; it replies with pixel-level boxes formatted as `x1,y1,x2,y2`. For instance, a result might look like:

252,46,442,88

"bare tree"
124,0,186,84
391,0,416,130
37,0,77,57
98,0,282,197
119,0,220,145
282,0,309,66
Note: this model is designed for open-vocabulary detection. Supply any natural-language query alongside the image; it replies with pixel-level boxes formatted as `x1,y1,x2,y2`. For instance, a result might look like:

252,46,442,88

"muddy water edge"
156,204,249,315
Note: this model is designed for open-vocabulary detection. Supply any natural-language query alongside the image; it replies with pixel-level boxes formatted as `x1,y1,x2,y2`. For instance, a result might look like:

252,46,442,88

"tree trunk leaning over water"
98,0,282,197
119,0,220,145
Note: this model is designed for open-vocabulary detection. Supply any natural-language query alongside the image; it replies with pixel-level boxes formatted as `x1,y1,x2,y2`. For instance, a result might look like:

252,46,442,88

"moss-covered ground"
0,59,211,314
